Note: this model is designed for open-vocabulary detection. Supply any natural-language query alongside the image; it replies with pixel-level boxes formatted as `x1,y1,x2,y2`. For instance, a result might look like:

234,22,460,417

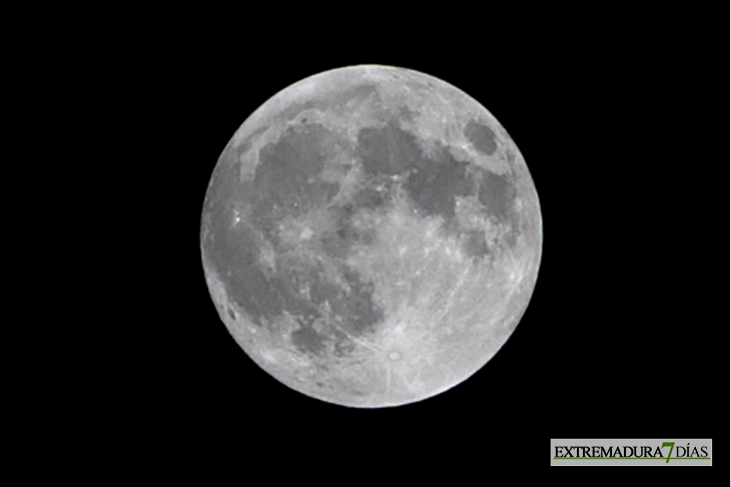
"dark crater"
356,121,421,175
477,169,517,224
463,120,497,156
248,123,341,219
404,144,474,220
291,326,327,356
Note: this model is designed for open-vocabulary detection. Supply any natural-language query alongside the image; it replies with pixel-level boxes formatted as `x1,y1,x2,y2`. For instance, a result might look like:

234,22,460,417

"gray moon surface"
200,65,542,407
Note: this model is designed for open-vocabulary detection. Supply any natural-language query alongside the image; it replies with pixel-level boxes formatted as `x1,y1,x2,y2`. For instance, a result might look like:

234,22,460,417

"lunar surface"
200,65,542,407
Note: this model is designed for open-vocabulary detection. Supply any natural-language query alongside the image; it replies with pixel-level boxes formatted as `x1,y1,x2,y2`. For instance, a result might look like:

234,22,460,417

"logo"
550,439,712,466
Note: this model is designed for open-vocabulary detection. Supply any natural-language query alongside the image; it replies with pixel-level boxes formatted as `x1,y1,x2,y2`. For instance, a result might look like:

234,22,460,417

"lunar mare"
200,65,542,407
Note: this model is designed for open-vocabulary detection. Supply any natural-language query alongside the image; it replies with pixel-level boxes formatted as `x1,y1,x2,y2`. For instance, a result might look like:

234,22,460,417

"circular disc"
200,65,542,407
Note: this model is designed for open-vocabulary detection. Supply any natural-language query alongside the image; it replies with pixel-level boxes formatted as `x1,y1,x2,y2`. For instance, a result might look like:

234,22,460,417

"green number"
662,442,675,463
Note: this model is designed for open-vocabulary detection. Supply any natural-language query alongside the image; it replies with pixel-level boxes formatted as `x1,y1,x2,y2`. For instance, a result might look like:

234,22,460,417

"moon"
200,65,542,407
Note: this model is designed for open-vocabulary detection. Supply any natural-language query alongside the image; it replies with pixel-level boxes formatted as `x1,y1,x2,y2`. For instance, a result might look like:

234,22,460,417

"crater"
356,121,421,176
464,120,497,156
249,123,341,220
291,326,326,356
404,145,474,220
477,169,517,223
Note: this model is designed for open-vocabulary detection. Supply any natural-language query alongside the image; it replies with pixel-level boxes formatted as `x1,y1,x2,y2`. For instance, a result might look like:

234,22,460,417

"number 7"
662,442,675,463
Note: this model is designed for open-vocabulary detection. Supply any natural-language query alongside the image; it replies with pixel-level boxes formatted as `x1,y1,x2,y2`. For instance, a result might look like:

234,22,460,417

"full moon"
200,65,542,407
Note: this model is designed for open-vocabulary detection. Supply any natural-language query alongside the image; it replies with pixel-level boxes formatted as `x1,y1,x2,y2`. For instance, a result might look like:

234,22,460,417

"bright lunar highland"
200,65,542,407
